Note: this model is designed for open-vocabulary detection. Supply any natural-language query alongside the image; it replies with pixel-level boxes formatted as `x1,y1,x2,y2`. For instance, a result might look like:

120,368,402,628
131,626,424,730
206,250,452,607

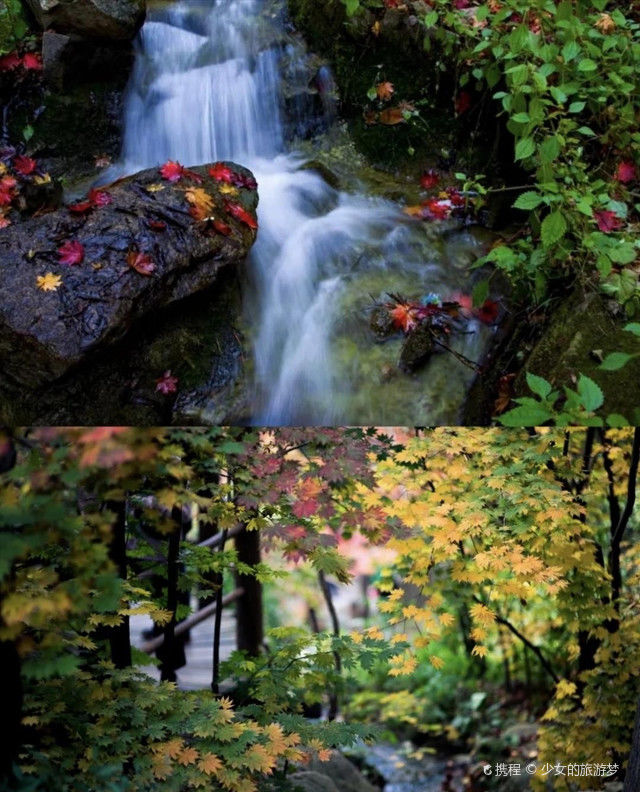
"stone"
0,162,258,389
24,0,145,40
308,752,379,792
399,322,434,372
289,772,340,792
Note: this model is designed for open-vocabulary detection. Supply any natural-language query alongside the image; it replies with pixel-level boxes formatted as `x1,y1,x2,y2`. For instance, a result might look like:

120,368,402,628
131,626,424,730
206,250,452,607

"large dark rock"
25,0,145,40
0,162,259,389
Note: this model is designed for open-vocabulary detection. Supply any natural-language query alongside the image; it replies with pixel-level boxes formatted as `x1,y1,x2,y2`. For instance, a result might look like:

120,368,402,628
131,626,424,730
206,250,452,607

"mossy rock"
515,290,640,421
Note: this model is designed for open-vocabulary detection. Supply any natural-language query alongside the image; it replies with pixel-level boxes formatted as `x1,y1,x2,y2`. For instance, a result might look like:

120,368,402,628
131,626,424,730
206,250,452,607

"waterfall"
117,0,488,424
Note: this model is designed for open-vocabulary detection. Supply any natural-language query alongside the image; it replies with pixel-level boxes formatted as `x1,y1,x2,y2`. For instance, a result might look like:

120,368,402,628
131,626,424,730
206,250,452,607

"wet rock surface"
0,162,258,389
25,0,146,40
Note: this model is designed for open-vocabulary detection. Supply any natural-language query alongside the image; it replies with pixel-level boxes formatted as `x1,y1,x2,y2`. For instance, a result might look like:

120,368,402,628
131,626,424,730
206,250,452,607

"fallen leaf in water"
376,81,394,101
390,302,420,333
224,201,258,230
127,250,156,276
13,155,36,175
58,240,85,265
37,272,62,291
156,370,179,394
160,160,185,182
185,187,214,221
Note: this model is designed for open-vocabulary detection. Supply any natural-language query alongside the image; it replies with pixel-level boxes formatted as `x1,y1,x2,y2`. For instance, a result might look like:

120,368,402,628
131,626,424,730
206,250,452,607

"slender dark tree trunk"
234,527,263,657
624,694,640,792
160,516,182,682
106,499,131,668
0,640,22,780
318,570,342,720
211,529,228,693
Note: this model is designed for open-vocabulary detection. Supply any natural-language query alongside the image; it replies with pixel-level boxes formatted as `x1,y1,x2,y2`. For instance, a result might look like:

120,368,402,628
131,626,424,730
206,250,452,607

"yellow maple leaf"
146,182,165,193
184,187,214,220
198,752,223,776
471,644,488,658
470,603,495,625
218,182,239,196
37,272,62,292
177,746,199,766
429,655,445,669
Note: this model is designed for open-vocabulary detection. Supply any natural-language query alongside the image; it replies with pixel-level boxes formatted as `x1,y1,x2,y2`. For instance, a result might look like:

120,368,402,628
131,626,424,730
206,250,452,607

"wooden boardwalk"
130,597,237,690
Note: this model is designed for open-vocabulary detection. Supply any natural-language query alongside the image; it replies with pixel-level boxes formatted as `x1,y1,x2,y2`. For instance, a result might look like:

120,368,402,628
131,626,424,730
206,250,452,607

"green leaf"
344,0,360,16
514,191,543,210
511,112,531,123
561,41,580,62
577,375,604,411
568,101,586,113
498,403,553,426
515,137,535,160
606,414,629,427
526,372,552,399
623,322,640,337
472,279,490,308
577,58,597,72
541,210,567,248
599,352,632,371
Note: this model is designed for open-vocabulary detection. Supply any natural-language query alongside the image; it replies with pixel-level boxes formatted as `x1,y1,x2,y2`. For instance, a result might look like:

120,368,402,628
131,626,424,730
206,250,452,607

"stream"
112,0,493,424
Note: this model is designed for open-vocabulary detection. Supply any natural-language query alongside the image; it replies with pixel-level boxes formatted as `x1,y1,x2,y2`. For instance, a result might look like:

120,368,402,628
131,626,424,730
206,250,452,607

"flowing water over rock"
114,0,491,424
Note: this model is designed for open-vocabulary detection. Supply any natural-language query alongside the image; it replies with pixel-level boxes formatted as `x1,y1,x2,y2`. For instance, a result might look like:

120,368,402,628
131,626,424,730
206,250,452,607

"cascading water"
116,0,490,424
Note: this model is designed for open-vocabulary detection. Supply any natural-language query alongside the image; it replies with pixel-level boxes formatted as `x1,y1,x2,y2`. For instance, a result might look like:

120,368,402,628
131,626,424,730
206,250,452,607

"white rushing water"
117,0,487,424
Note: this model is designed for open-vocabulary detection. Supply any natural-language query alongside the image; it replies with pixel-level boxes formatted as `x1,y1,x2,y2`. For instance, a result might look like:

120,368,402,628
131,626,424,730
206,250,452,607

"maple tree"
1,427,638,791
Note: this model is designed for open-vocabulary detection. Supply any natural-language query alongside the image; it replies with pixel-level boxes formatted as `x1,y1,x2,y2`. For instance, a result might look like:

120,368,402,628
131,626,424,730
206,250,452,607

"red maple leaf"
22,53,42,71
127,250,156,275
446,186,466,206
233,172,258,190
292,499,319,518
0,52,22,70
473,299,500,324
69,199,94,214
160,160,185,182
615,160,636,184
224,201,258,230
209,163,235,183
593,209,623,232
148,219,167,231
423,198,451,220
420,169,440,190
88,188,113,207
13,155,36,175
455,91,471,115
58,240,85,266
155,370,178,394
0,176,16,206
390,303,420,333
453,0,470,8
212,219,232,236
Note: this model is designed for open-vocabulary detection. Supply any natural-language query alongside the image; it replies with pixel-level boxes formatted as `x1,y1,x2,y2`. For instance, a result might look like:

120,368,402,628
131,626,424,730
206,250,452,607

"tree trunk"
0,640,22,781
211,529,228,693
234,527,263,656
624,694,640,792
160,521,181,682
106,499,131,669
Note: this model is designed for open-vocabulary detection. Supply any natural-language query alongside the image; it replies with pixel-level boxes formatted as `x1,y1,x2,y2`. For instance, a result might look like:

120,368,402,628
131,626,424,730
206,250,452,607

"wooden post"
234,527,263,656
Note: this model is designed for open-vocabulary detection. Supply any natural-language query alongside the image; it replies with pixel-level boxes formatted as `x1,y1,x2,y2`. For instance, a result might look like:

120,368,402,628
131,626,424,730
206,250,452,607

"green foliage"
500,322,640,425
340,0,640,310
0,0,28,53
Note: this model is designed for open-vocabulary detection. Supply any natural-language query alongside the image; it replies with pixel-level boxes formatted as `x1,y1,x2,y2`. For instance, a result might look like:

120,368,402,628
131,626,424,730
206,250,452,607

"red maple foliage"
224,201,258,230
615,160,636,184
593,209,623,232
209,163,235,183
155,370,179,395
212,219,232,236
58,240,85,266
0,51,42,71
420,169,440,190
160,160,185,182
68,199,94,215
88,188,113,207
13,155,36,175
127,250,156,276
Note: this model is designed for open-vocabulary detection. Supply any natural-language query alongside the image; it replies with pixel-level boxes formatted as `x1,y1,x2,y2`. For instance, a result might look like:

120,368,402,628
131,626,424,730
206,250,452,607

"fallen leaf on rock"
212,219,232,236
224,201,258,230
218,182,239,196
37,272,62,291
127,250,156,276
156,370,179,394
88,188,113,207
209,163,235,183
146,182,166,193
160,160,185,182
68,199,94,214
390,302,421,333
148,219,167,231
185,187,214,221
58,240,85,265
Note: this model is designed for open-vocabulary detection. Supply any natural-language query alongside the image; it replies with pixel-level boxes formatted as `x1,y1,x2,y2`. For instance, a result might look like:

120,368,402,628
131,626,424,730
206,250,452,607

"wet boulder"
24,0,146,40
399,322,434,372
0,162,259,389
